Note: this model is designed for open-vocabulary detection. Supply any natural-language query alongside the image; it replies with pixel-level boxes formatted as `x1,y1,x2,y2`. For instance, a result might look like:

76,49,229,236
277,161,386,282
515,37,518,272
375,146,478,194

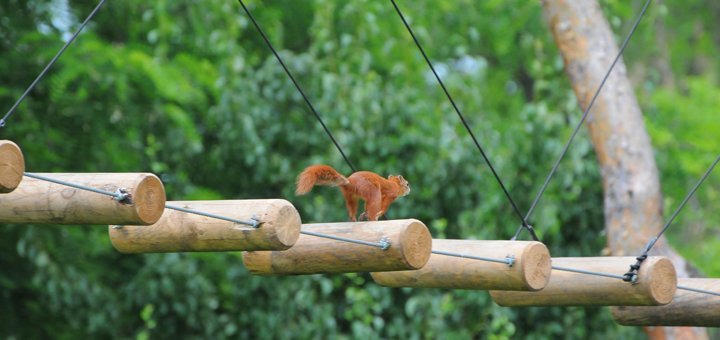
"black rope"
511,0,654,240
237,0,356,173
623,152,720,282
1,0,108,129
389,0,536,240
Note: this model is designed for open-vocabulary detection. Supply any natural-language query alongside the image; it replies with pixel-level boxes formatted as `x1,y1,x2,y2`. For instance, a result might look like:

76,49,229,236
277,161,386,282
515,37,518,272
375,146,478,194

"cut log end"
0,140,25,193
133,174,166,225
645,257,677,305
521,241,553,291
265,201,301,249
400,220,432,269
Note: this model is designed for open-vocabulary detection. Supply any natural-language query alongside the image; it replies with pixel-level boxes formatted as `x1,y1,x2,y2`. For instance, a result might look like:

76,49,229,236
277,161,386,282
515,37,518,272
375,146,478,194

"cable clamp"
232,216,262,230
379,236,391,250
112,188,133,204
524,223,540,241
505,254,516,267
512,222,539,241
250,215,261,228
0,119,5,127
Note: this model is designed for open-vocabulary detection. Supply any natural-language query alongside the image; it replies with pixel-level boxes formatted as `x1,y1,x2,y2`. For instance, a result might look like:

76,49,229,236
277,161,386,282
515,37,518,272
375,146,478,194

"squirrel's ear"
397,175,405,180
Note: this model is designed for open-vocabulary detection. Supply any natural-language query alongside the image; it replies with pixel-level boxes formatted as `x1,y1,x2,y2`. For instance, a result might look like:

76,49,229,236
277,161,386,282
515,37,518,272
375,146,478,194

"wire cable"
1,0,109,129
25,173,260,227
432,249,514,266
511,0,654,240
623,152,720,282
24,172,129,202
551,265,625,280
641,153,720,255
300,230,390,250
237,0,356,173
676,284,720,297
389,0,536,240
553,266,720,298
165,204,259,227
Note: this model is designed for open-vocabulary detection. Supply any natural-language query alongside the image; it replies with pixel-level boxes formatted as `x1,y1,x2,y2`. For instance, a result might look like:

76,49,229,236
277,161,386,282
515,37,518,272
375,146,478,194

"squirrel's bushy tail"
296,164,350,195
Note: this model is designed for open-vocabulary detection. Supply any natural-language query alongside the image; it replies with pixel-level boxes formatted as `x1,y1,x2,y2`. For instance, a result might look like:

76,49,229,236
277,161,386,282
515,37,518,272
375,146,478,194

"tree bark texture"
541,0,707,338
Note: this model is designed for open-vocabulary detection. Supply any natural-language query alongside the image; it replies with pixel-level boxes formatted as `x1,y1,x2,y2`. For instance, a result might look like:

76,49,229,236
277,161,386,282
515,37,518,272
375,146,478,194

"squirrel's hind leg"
342,191,359,222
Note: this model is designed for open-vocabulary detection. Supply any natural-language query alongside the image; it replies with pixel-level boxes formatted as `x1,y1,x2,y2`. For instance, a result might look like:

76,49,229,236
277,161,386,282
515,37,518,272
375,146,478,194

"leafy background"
1,0,718,338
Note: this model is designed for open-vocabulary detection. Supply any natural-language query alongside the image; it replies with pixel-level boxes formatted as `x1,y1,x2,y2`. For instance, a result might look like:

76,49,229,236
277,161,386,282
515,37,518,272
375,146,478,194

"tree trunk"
540,1,707,338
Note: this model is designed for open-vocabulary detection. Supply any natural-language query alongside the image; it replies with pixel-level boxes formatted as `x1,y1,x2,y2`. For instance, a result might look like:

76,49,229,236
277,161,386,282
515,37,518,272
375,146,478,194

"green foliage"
0,0,717,338
645,76,720,276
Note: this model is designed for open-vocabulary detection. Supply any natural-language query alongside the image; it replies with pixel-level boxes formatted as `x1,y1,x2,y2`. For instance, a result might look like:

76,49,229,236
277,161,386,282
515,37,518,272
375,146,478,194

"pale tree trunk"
540,1,707,339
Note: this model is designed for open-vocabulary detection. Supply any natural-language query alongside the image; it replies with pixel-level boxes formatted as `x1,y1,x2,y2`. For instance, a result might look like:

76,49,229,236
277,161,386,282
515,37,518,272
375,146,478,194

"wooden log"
242,219,432,275
490,256,677,306
108,199,301,253
611,278,720,327
0,140,25,193
371,240,551,291
0,173,165,225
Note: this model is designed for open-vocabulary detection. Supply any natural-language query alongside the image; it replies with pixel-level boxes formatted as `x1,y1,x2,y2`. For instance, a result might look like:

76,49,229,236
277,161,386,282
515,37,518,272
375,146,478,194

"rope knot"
622,254,648,284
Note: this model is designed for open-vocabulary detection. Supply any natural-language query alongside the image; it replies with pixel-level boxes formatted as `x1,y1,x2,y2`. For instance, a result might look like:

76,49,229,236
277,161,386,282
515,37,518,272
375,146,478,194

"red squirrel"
295,164,410,221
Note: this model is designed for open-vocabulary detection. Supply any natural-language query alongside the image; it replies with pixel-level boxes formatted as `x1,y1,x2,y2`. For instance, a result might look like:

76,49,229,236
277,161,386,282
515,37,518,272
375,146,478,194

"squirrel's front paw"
358,212,368,221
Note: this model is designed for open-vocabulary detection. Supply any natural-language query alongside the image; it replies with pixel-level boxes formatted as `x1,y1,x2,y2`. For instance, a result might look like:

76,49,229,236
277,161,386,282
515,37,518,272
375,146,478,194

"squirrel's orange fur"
295,164,411,221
